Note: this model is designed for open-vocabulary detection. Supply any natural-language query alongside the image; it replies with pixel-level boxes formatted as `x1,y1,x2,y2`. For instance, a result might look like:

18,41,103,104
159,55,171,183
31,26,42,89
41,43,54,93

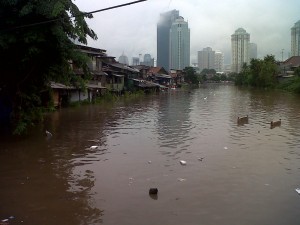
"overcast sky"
74,0,300,65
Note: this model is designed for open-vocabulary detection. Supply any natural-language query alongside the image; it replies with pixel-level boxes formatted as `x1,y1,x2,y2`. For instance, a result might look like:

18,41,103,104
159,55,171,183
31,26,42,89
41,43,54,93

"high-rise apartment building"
249,43,257,60
198,47,215,72
118,53,129,65
215,50,224,72
291,20,300,56
231,28,250,73
140,54,154,67
132,57,140,66
169,17,190,70
157,10,179,71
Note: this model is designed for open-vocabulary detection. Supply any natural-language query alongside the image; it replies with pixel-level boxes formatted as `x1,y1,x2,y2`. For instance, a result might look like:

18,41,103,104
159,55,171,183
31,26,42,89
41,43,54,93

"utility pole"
281,49,284,62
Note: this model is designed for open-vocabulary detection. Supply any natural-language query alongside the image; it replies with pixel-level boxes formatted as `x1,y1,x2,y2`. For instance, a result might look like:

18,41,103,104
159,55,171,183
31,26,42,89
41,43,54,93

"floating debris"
270,119,281,129
237,115,249,125
177,178,186,182
295,188,300,194
179,160,187,165
148,161,152,164
149,188,158,195
224,146,228,150
45,130,52,140
89,146,98,149
198,157,204,161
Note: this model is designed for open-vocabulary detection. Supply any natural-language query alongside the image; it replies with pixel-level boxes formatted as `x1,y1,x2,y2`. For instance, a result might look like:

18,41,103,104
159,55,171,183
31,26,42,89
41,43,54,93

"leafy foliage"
0,0,97,134
234,55,279,88
183,67,199,84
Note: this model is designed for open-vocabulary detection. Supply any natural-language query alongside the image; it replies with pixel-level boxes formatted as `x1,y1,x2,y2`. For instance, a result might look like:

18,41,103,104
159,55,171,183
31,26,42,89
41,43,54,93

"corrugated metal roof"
87,84,106,89
50,82,76,90
112,74,124,77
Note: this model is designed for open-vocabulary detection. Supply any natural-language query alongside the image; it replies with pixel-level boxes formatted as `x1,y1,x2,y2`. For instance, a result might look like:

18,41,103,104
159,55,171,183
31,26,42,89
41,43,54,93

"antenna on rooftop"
281,49,284,62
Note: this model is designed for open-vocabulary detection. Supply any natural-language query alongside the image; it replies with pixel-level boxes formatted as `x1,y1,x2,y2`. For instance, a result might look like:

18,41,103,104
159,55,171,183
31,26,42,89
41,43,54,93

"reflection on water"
1,84,300,225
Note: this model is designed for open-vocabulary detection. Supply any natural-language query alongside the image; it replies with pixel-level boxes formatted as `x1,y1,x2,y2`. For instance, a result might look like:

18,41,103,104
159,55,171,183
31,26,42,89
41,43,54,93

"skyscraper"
291,20,300,56
132,57,140,66
231,28,250,73
169,17,190,70
249,43,257,60
142,54,154,66
157,10,179,71
198,47,215,72
118,52,129,65
215,50,224,72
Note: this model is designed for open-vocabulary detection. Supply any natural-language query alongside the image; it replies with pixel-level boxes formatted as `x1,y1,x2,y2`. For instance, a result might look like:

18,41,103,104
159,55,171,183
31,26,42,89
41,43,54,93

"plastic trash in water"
90,146,98,149
295,188,300,194
45,130,52,137
179,160,187,165
177,178,186,182
149,188,158,195
224,146,228,150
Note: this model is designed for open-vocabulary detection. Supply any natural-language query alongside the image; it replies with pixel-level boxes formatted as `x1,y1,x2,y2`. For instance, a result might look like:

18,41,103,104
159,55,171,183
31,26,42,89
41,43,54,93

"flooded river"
1,84,300,225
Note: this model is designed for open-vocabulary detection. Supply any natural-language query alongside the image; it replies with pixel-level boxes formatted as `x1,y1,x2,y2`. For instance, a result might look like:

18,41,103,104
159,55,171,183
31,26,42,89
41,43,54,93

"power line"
0,0,147,32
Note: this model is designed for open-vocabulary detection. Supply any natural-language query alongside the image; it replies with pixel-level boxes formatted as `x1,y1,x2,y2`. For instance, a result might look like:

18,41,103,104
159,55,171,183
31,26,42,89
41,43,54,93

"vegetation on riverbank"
277,76,300,93
0,0,97,134
234,55,300,93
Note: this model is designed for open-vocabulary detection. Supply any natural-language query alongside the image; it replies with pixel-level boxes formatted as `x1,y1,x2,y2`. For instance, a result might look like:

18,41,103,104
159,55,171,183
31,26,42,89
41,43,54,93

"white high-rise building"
291,20,300,56
169,16,190,70
198,47,215,72
231,28,250,73
215,50,224,72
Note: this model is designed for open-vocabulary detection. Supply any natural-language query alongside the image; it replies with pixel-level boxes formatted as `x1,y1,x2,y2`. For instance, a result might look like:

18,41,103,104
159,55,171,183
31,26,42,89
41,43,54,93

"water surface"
1,84,300,225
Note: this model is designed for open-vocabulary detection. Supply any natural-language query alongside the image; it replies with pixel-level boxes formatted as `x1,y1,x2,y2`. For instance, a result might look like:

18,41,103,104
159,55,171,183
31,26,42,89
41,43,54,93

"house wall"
52,90,60,107
70,90,89,102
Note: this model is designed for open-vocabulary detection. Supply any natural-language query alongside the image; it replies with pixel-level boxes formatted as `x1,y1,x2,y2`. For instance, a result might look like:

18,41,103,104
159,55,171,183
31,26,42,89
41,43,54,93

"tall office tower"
142,54,154,66
215,50,224,72
249,43,257,60
198,47,215,72
132,57,140,66
118,53,129,65
157,10,179,71
231,28,250,73
291,20,300,56
169,16,190,70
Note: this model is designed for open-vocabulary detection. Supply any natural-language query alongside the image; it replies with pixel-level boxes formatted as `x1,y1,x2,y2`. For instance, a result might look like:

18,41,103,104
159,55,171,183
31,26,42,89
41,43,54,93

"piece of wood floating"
237,115,249,125
270,119,281,129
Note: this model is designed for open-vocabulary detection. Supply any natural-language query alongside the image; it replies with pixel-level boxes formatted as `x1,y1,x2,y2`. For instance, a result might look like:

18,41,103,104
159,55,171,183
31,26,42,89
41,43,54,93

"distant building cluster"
197,47,224,73
121,12,299,75
118,53,155,67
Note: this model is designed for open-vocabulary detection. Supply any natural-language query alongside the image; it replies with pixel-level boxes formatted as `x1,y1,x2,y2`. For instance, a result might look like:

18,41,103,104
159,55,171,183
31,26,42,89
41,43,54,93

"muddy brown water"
1,84,300,225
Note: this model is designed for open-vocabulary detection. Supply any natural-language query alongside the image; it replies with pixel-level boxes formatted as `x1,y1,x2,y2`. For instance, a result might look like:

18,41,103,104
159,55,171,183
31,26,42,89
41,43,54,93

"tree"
235,55,278,88
184,67,199,84
0,0,97,134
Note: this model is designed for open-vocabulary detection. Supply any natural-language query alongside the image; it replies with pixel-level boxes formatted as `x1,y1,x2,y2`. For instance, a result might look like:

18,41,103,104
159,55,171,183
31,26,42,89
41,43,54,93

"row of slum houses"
50,45,183,107
50,45,185,107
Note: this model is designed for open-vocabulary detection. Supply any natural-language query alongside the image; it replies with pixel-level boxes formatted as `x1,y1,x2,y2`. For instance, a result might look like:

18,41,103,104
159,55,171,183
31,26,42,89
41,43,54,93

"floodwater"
1,84,300,225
